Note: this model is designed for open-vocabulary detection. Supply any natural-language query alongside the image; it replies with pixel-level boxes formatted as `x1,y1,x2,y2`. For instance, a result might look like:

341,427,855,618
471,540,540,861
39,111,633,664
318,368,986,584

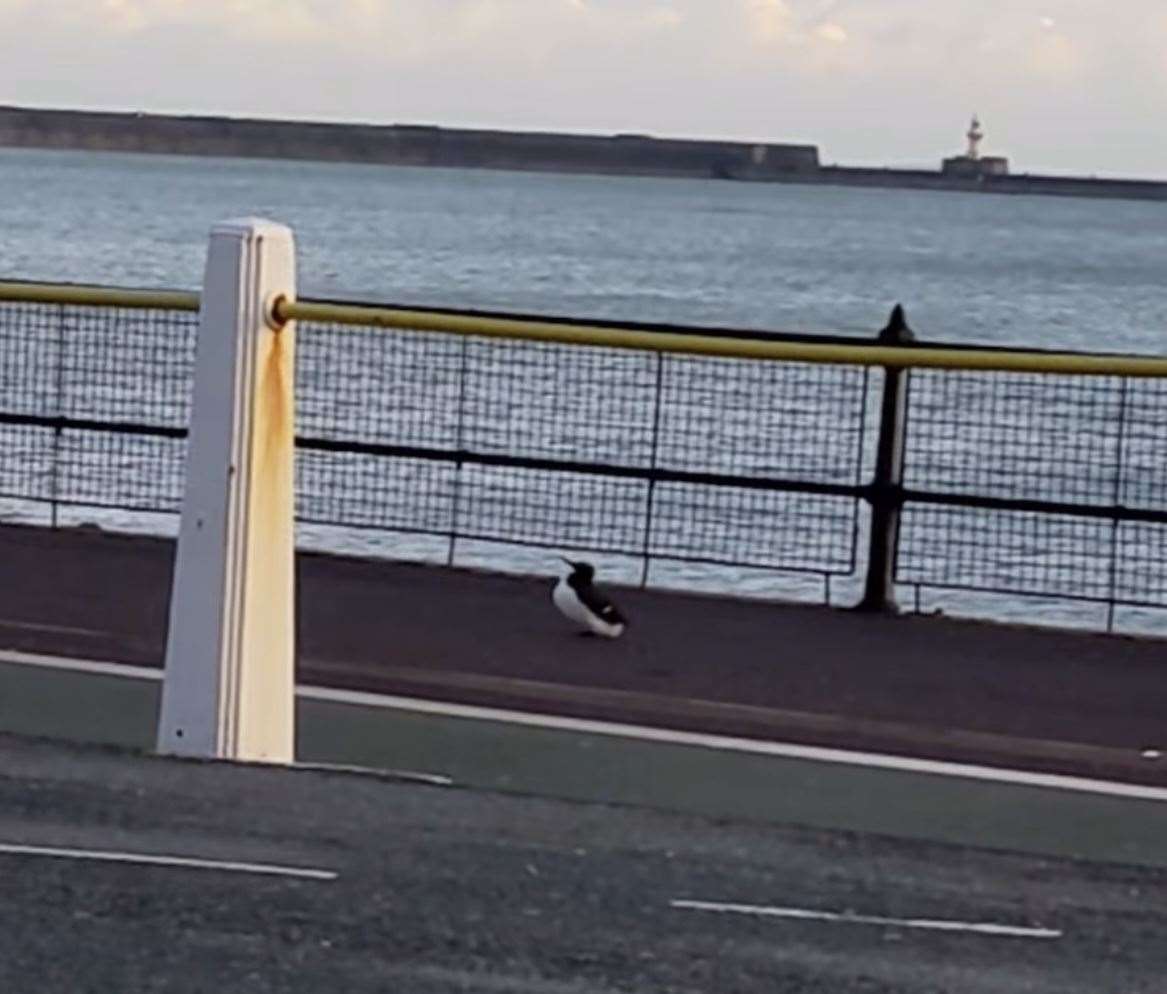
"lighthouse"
942,114,1009,178
965,115,984,161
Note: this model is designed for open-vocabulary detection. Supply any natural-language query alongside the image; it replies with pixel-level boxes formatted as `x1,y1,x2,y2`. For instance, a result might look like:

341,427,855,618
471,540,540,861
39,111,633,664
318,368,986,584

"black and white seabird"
552,559,627,638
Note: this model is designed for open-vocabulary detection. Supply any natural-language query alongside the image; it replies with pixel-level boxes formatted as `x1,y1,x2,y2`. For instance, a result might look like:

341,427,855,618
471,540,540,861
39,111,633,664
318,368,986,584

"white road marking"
671,900,1062,940
0,842,337,880
294,760,453,787
0,648,161,681
303,685,1167,803
2,648,1166,803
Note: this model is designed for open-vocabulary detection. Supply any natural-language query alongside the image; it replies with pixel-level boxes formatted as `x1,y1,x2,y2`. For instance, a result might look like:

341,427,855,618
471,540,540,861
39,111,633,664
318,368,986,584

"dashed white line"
0,842,337,881
294,760,453,787
671,900,1062,940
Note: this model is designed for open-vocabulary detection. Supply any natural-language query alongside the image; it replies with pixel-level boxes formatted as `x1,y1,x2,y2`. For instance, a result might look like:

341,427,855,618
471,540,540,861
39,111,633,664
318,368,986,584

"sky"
1,0,1164,177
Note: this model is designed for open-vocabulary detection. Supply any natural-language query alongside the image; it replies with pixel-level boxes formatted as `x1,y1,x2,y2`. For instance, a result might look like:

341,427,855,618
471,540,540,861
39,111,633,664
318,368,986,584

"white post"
157,218,297,763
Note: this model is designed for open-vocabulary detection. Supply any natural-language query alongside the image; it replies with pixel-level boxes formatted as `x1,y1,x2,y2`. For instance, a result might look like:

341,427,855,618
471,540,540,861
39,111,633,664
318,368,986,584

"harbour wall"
815,166,1167,201
2,106,1165,201
0,106,820,180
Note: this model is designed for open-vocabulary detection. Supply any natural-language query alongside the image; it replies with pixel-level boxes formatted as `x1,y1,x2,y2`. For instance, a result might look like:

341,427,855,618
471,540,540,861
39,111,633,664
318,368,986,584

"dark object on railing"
856,305,914,613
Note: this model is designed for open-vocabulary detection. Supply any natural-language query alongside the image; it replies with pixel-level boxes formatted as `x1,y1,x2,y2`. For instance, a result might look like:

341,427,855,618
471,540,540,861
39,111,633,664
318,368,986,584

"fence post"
156,218,297,763
855,305,914,613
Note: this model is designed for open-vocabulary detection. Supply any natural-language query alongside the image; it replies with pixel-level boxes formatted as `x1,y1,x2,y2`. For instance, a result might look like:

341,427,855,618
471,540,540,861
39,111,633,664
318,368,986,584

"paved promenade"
1,523,1165,785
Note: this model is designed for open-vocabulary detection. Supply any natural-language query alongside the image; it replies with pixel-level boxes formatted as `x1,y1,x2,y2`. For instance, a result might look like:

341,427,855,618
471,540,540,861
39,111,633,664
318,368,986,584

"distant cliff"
1,106,1165,202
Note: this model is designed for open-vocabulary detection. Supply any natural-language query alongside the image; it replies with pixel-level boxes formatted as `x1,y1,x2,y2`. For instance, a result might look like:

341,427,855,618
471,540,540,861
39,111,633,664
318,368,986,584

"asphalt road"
1,733,1164,994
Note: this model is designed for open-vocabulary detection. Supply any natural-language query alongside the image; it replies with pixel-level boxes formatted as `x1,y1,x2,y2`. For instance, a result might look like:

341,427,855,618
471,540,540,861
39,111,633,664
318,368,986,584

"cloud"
746,0,795,42
815,22,847,44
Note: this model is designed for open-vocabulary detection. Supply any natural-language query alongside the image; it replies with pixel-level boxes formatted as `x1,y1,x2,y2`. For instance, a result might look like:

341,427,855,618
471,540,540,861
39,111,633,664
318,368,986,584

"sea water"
2,146,1165,352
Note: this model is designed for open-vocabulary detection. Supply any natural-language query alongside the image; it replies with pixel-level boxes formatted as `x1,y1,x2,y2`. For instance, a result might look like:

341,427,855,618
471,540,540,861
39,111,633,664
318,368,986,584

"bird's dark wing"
576,581,627,626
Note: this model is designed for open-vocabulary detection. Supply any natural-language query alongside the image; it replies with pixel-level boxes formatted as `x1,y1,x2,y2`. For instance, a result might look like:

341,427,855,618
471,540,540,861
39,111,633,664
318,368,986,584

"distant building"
942,115,1009,178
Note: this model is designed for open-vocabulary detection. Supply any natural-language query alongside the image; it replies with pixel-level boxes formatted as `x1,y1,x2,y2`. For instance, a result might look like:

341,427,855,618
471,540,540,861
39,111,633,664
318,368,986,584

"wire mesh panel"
297,322,462,449
297,449,457,534
0,300,196,520
56,429,186,514
58,306,196,427
0,303,60,417
295,319,868,583
657,355,867,486
649,486,857,571
902,370,1124,504
1115,522,1167,608
897,505,1115,601
0,424,54,504
898,369,1167,611
461,340,658,464
457,465,649,553
1119,378,1167,511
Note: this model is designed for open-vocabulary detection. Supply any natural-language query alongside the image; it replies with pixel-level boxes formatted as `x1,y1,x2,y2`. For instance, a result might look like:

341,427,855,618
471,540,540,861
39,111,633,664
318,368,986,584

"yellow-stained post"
157,218,297,763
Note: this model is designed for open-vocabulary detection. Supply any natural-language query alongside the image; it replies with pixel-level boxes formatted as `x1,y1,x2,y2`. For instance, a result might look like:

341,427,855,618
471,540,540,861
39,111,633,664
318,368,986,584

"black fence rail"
1,286,1166,633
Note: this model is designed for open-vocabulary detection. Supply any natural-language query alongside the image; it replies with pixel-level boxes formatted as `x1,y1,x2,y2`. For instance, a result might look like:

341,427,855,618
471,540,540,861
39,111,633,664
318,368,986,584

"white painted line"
671,900,1062,940
303,684,1167,803
0,842,337,881
3,648,1167,803
294,760,453,787
0,649,161,681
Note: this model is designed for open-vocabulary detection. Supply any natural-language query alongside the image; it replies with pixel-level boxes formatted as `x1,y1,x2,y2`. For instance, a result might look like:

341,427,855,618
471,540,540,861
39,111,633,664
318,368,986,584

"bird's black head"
560,557,595,583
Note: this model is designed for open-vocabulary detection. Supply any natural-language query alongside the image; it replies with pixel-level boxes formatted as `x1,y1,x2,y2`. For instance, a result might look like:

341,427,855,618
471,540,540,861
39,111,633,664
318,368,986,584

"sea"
2,147,1166,633
2,147,1165,352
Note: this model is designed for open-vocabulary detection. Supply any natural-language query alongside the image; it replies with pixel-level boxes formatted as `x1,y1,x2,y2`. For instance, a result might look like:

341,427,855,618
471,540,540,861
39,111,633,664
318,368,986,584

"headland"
1,104,1164,202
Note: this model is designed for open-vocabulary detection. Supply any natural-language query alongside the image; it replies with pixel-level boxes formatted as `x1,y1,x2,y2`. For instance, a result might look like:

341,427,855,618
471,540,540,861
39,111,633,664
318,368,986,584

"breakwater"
1,105,1165,202
0,105,819,181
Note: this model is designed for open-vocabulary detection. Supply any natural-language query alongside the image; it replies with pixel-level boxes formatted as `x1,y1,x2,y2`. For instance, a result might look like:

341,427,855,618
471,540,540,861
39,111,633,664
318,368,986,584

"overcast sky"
1,0,1163,177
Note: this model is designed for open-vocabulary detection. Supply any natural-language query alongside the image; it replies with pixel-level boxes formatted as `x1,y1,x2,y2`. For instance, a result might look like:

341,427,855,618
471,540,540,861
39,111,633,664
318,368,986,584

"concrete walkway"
1,522,1165,785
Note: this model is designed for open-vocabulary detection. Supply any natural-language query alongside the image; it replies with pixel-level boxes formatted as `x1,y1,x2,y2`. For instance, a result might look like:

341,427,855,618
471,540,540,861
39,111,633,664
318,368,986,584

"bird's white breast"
553,578,593,627
552,579,625,639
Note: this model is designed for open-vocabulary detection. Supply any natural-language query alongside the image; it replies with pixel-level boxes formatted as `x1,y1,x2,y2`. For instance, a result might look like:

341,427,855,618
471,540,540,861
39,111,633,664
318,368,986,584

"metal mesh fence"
898,505,1116,602
0,300,194,517
897,369,1167,609
295,322,868,575
3,292,1167,622
0,300,868,588
901,370,1124,505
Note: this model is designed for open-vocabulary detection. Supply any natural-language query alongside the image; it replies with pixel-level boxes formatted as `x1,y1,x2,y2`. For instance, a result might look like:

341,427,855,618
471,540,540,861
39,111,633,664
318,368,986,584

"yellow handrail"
276,298,1167,379
0,281,200,311
3,279,1166,378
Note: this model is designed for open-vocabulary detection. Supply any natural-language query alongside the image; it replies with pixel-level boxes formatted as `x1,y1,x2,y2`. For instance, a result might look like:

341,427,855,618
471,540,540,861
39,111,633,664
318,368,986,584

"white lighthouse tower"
965,115,984,161
942,114,1009,178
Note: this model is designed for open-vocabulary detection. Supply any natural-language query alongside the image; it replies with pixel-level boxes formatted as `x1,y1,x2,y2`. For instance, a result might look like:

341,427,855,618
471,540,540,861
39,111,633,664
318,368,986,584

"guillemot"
552,559,627,638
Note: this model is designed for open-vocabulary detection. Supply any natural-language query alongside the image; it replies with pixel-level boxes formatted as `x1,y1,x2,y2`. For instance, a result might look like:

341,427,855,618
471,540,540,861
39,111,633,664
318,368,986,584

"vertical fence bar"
448,335,469,567
157,218,297,764
1105,377,1130,633
855,305,914,613
640,352,665,587
50,303,64,528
